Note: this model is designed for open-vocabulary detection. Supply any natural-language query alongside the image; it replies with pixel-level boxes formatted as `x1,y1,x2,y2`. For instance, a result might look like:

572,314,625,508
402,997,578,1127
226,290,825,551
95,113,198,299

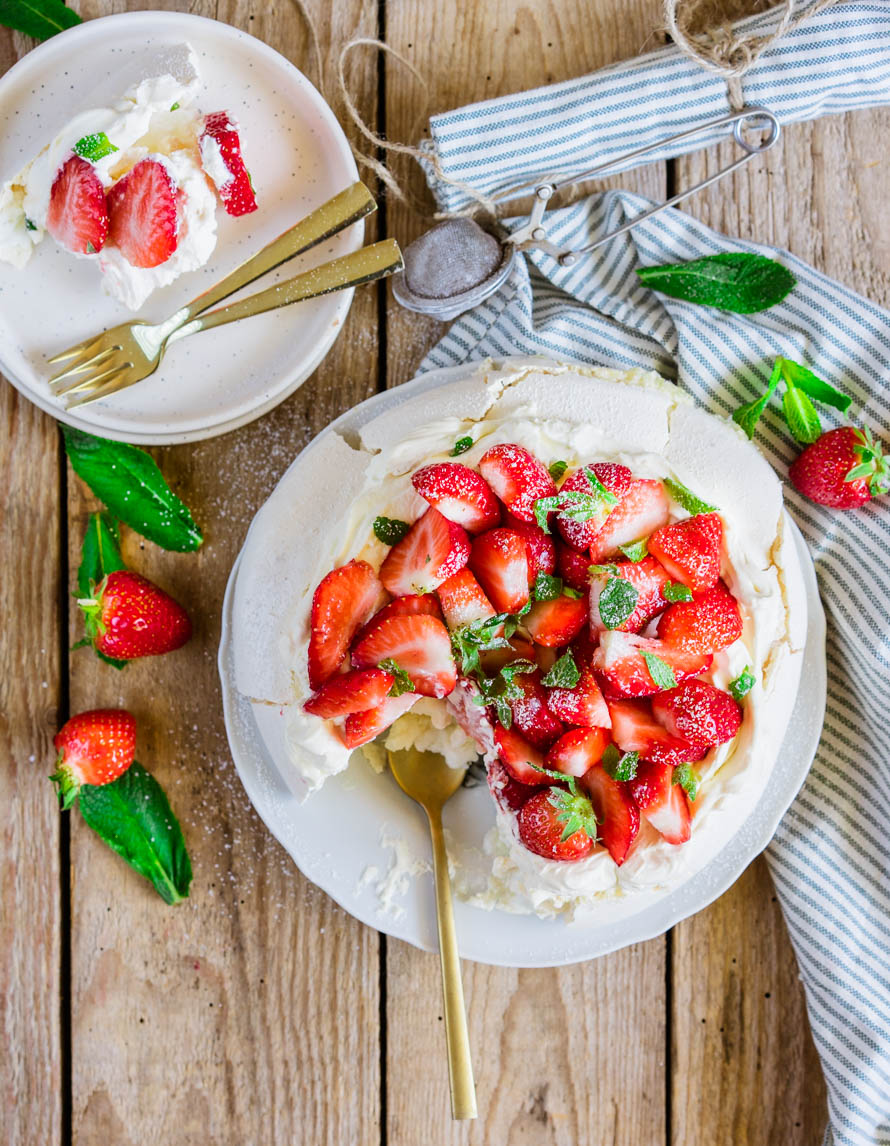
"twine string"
292,0,843,218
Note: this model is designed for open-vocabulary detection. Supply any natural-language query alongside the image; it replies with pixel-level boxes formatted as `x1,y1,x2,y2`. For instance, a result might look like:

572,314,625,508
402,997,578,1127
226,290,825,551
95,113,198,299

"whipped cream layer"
233,357,805,919
0,44,219,309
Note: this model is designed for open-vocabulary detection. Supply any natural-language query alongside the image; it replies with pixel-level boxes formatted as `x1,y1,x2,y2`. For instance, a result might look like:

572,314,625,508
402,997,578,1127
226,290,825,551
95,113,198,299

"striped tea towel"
413,9,890,1146
422,1,890,216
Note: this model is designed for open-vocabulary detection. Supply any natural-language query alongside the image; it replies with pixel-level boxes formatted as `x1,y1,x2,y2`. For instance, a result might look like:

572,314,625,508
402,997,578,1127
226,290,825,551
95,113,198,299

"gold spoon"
387,747,477,1120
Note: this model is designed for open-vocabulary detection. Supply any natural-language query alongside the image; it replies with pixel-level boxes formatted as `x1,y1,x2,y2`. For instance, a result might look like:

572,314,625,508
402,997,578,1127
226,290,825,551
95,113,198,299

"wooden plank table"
3,1,885,1141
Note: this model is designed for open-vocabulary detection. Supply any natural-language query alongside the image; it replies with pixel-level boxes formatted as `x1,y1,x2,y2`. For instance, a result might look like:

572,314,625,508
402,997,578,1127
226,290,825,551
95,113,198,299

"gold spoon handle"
427,809,477,1120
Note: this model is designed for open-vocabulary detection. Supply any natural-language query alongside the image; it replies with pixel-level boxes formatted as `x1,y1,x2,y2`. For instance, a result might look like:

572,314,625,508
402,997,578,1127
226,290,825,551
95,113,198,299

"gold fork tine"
61,361,131,401
49,346,123,392
65,366,133,409
46,332,107,365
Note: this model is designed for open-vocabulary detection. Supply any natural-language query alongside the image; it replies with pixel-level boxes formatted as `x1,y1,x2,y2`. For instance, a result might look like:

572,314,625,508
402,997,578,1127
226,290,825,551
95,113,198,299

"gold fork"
47,181,392,408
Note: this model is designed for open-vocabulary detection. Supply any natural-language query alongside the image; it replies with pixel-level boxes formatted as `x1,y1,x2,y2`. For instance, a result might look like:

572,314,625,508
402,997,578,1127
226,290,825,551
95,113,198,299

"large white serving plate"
0,12,360,444
218,362,827,967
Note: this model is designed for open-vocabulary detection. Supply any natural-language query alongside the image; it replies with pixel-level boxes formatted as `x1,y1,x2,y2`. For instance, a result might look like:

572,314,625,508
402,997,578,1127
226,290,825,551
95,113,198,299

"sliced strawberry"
46,155,108,255
341,693,418,749
412,462,500,533
478,443,556,523
651,679,741,747
510,669,565,749
478,634,537,676
308,560,382,690
524,594,588,647
647,513,723,592
556,544,591,593
580,765,641,864
589,557,672,634
504,513,556,585
351,613,456,698
592,631,711,698
557,462,633,550
200,110,258,216
469,528,529,613
545,727,610,777
607,697,705,766
354,593,443,645
657,581,743,655
106,158,179,268
517,788,596,861
493,725,550,786
379,508,468,596
436,568,495,630
629,760,692,844
488,758,538,813
588,479,669,562
303,667,395,719
546,661,611,728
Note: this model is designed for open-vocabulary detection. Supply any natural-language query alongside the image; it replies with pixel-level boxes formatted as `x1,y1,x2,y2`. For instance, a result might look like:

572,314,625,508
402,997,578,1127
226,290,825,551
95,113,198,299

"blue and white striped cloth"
414,6,890,1144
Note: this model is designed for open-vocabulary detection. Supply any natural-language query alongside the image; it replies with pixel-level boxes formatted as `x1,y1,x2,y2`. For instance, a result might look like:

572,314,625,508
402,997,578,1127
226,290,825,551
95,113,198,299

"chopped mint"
673,762,700,801
601,743,639,782
450,435,473,456
373,516,410,546
73,132,118,162
473,659,536,728
380,659,415,697
533,572,563,602
664,477,717,515
170,101,181,112
728,666,756,701
533,468,618,534
663,582,693,603
25,218,37,232
589,563,620,578
563,586,583,599
598,576,638,629
542,651,580,689
549,459,568,481
642,651,677,690
451,612,514,675
619,539,648,563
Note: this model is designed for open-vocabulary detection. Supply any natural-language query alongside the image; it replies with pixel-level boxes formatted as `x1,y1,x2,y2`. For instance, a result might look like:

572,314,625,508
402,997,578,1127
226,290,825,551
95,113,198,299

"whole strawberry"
789,426,889,509
80,571,191,660
51,709,136,808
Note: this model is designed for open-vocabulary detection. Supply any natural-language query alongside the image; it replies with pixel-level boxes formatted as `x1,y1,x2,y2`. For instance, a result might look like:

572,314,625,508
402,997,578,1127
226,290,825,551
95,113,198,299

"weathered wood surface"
6,0,884,1141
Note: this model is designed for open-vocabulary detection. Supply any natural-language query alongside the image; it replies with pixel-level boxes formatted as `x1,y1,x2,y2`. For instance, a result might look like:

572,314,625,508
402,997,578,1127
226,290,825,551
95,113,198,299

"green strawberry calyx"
76,578,107,645
49,755,81,810
532,764,600,843
845,428,890,497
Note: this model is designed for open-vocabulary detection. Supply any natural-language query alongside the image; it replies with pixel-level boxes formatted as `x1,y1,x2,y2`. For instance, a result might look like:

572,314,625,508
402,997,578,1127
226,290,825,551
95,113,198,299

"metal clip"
508,105,781,266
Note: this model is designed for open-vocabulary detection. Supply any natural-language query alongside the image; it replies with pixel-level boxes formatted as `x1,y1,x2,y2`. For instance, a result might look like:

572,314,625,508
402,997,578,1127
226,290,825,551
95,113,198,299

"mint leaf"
170,101,181,112
450,436,473,456
580,467,619,507
533,470,617,534
61,428,202,552
373,516,410,546
563,586,583,599
673,762,700,802
598,576,638,629
77,511,126,599
0,0,81,40
474,658,536,728
664,478,717,515
380,659,415,697
619,539,648,562
729,666,755,701
533,495,561,532
663,582,693,603
451,613,512,675
636,252,796,314
589,563,620,578
642,651,676,690
542,651,580,689
73,132,118,162
549,460,568,481
78,762,192,904
533,572,563,602
25,218,37,231
733,359,783,439
781,386,822,444
601,743,639,782
779,358,852,414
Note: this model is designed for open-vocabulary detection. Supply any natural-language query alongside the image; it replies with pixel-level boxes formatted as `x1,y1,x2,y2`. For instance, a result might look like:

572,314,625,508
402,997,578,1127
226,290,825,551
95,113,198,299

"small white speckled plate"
217,363,827,968
0,12,361,444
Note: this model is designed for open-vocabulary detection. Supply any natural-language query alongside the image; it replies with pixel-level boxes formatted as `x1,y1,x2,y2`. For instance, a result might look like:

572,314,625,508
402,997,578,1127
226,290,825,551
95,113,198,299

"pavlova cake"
0,44,256,309
232,357,806,919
